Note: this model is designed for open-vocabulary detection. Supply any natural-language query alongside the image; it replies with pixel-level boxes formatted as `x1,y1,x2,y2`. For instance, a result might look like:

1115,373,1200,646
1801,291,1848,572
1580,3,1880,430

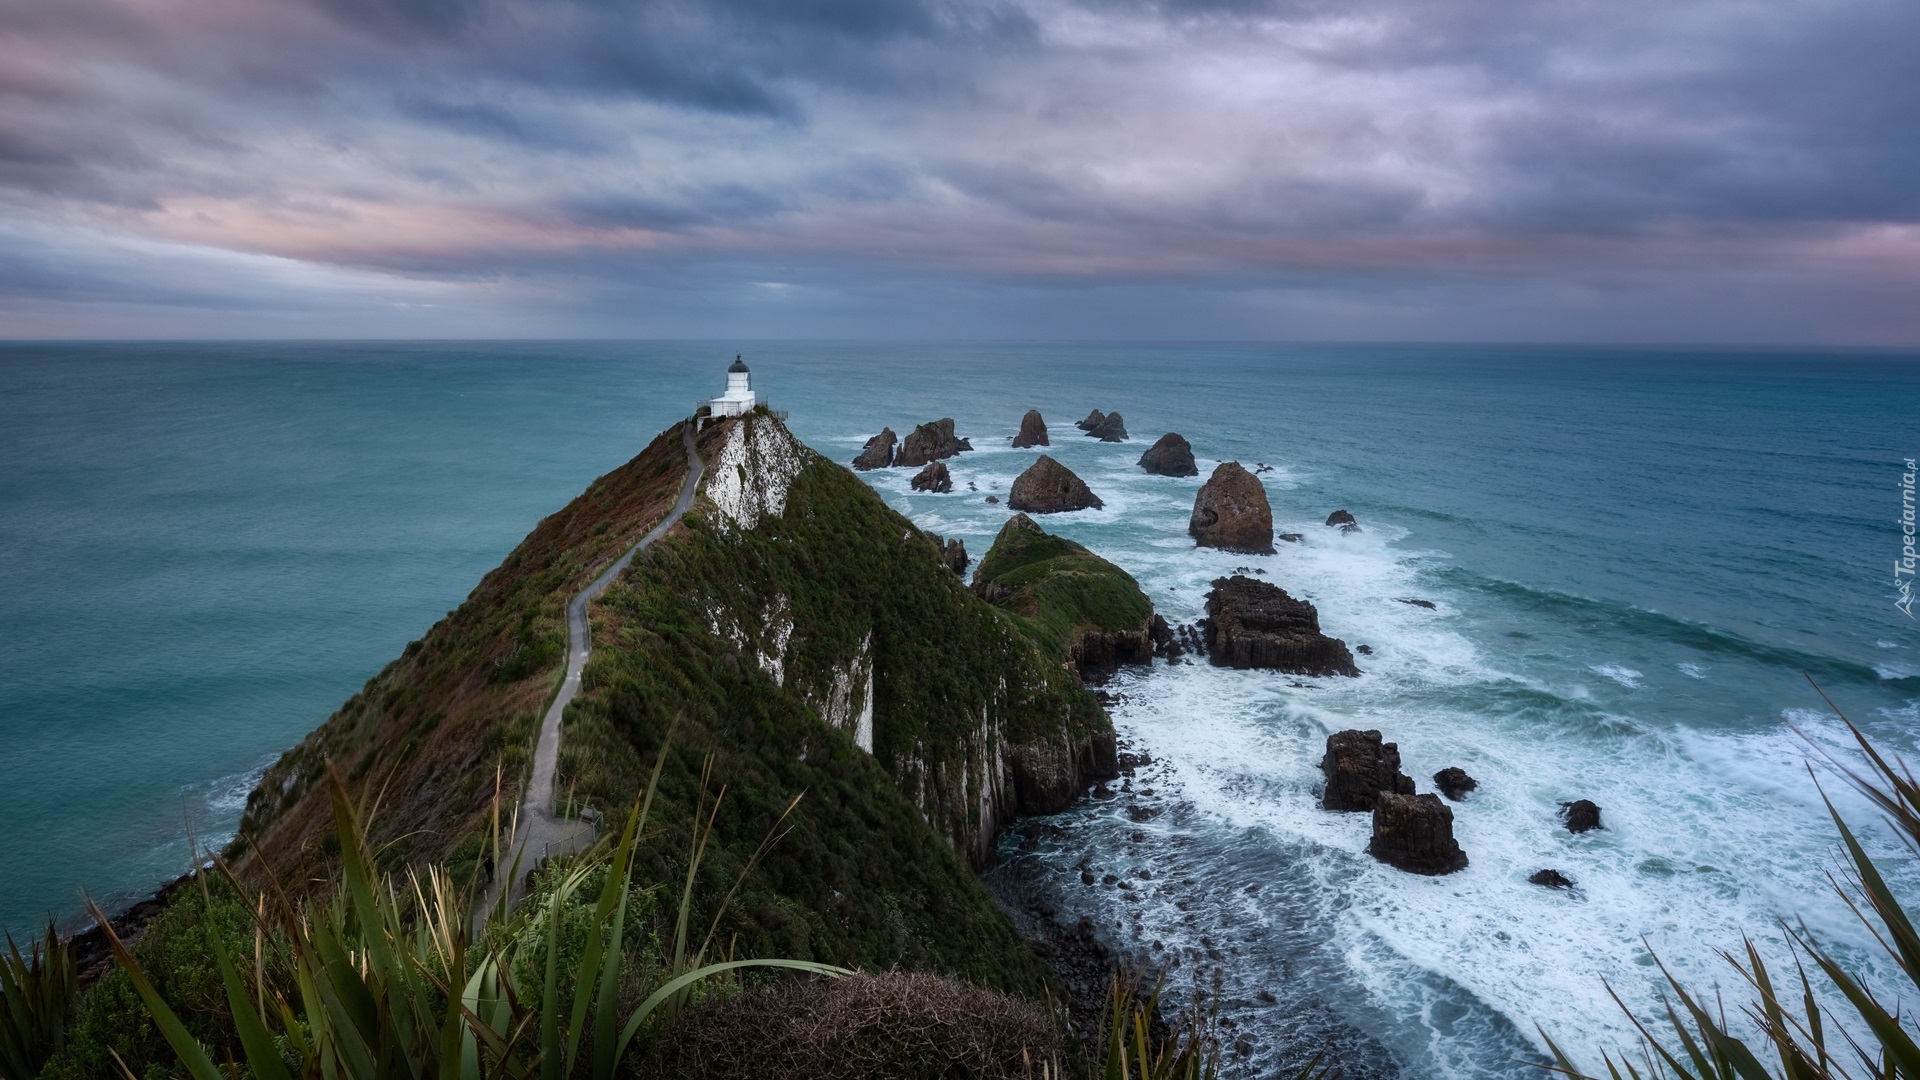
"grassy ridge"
557,420,1106,990
234,422,693,890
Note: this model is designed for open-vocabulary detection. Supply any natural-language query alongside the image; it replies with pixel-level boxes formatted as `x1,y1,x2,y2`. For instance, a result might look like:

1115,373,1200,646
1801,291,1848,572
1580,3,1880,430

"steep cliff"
224,410,1112,988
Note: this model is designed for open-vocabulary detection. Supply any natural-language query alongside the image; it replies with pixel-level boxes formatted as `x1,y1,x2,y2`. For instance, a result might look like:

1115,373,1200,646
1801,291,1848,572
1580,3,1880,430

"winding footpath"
476,420,704,928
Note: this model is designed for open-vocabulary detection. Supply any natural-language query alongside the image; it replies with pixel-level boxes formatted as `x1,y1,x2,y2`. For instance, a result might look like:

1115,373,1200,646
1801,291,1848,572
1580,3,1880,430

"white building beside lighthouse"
708,355,760,418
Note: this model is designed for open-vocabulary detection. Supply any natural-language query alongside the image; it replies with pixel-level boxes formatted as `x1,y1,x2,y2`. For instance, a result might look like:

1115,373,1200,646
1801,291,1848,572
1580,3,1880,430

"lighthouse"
707,354,760,419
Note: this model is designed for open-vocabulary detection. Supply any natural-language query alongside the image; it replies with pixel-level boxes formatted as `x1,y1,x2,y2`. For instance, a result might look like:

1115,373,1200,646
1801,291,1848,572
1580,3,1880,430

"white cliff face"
707,412,810,530
814,633,875,753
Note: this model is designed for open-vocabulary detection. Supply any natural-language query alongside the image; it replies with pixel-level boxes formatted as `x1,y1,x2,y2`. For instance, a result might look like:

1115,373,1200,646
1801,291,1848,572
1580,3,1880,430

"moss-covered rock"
971,513,1154,684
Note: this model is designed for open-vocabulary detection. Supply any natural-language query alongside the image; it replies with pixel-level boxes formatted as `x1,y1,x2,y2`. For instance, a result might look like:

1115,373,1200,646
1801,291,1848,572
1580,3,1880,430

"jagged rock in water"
1355,644,1373,655
1321,729,1414,811
910,460,953,493
1278,532,1303,543
852,427,896,470
1327,509,1360,533
1434,766,1478,800
1205,575,1359,677
896,418,973,468
1009,455,1104,513
985,495,1000,504
1075,409,1107,431
1013,409,1049,448
1138,432,1198,476
1369,792,1468,875
1189,462,1274,554
926,532,969,577
1087,412,1129,442
1530,869,1575,889
971,513,1153,682
1149,614,1176,657
1398,598,1436,609
1561,799,1603,833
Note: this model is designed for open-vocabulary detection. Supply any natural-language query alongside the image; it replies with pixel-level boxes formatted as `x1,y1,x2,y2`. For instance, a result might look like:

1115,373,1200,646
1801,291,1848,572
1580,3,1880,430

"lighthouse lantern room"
706,354,760,419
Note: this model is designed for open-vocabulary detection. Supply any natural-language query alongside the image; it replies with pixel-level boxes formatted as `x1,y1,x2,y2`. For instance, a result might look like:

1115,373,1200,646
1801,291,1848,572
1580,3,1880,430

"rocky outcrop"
985,495,1000,504
1369,792,1468,875
926,532,969,577
1398,598,1436,609
1327,509,1360,533
1138,433,1198,476
896,418,973,468
1013,409,1049,448
1321,729,1414,811
852,427,896,470
972,513,1153,683
1087,412,1128,442
1075,410,1106,431
1009,455,1104,513
1434,767,1477,800
1561,800,1603,833
1189,463,1274,554
1530,869,1575,889
911,460,953,493
1008,732,1119,814
1205,575,1360,677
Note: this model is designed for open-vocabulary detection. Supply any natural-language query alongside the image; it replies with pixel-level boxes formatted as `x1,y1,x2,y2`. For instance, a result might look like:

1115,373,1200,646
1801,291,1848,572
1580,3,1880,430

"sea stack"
1189,462,1274,554
1075,409,1106,431
1013,410,1049,448
911,460,953,493
1321,729,1414,811
1205,576,1360,677
895,419,973,468
1008,455,1104,513
1327,509,1360,533
1369,793,1469,875
1087,412,1128,442
852,428,896,470
1138,433,1198,476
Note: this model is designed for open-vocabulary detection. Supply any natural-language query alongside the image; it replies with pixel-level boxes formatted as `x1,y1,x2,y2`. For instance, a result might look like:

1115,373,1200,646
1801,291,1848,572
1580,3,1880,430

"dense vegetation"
557,418,1108,991
971,513,1155,665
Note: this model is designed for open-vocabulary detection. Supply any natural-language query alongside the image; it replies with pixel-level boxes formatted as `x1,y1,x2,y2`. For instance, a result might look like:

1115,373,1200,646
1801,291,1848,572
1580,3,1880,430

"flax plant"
0,923,76,1080
91,738,847,1080
1542,684,1920,1080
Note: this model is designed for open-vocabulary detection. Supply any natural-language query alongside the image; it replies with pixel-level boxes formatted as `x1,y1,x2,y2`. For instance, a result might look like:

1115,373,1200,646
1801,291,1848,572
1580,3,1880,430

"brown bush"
638,972,1062,1080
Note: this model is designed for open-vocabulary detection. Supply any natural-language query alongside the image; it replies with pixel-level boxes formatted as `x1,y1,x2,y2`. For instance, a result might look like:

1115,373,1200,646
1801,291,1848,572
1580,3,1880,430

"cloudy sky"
2,0,1916,341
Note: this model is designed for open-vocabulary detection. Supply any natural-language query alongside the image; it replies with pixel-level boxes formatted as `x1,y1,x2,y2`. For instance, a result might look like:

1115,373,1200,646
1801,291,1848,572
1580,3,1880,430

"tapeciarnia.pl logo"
1899,457,1917,619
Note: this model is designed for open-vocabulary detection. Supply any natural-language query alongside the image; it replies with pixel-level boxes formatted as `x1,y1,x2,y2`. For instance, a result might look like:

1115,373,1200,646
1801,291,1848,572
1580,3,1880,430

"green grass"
558,432,1105,993
972,514,1154,663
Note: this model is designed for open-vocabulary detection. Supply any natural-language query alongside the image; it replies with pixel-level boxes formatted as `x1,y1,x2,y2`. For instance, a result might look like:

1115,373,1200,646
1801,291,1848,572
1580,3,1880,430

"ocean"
2,341,1915,1077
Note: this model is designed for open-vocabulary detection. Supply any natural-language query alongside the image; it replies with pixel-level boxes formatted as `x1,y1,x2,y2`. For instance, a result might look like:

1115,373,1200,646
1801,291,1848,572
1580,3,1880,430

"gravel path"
475,420,704,929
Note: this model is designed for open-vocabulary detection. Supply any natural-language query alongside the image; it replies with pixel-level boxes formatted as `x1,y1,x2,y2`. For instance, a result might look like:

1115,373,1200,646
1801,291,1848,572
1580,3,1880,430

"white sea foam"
865,427,1910,1077
1588,664,1643,688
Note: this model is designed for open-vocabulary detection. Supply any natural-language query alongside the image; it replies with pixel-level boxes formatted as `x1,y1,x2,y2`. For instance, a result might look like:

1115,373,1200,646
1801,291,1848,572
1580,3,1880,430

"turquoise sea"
1,342,1915,1077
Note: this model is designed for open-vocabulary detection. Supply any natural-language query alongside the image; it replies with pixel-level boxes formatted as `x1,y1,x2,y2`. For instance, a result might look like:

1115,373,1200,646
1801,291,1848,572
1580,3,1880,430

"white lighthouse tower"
707,355,760,419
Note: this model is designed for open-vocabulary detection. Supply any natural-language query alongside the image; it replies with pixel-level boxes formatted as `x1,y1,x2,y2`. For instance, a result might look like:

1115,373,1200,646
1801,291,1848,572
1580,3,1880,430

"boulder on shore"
1206,575,1359,677
1433,767,1478,801
1321,729,1414,811
1075,409,1107,431
1009,455,1104,513
1189,462,1275,554
1013,409,1050,448
1327,509,1360,533
852,428,896,470
1369,792,1468,875
910,460,953,493
1138,433,1198,477
1561,799,1603,833
1087,412,1129,442
1529,869,1575,889
896,419,973,468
